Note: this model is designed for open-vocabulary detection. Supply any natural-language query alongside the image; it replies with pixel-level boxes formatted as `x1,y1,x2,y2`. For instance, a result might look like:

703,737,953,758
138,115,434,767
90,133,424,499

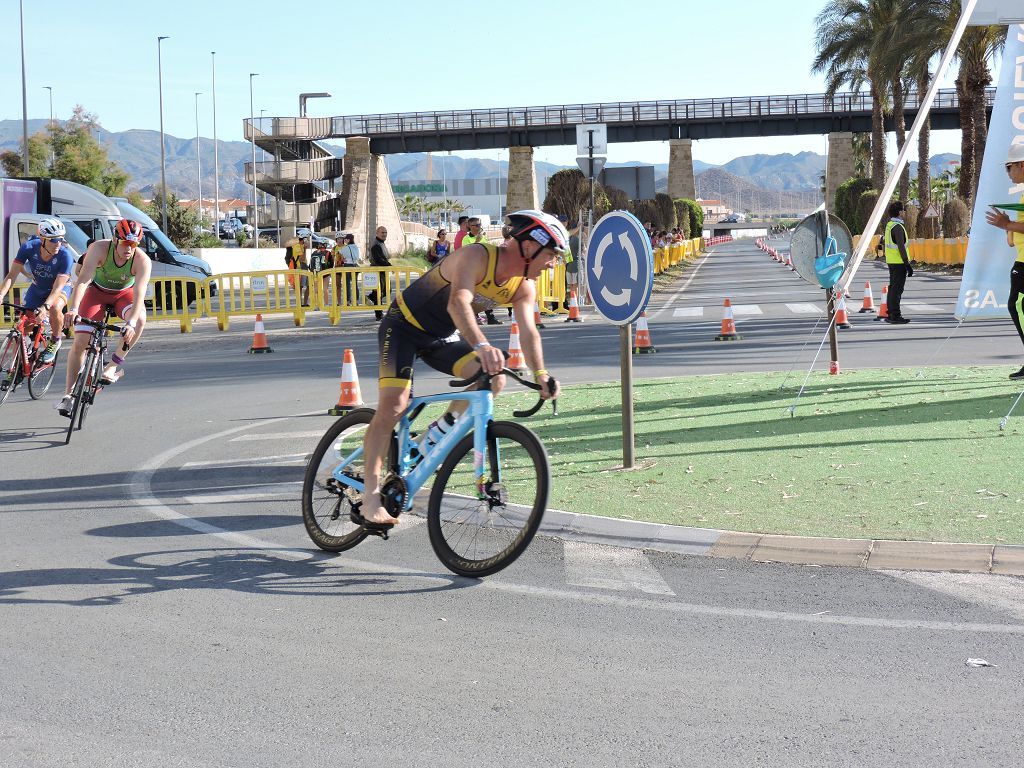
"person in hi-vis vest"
883,200,912,324
984,143,1024,380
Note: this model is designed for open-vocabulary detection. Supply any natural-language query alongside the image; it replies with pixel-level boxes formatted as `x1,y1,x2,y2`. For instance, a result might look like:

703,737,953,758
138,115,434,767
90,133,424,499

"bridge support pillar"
668,139,696,200
506,146,538,213
825,132,854,212
340,136,404,254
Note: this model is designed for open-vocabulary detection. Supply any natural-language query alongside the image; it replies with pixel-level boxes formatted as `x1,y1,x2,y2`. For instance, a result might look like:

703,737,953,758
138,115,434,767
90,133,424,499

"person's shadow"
0,547,472,606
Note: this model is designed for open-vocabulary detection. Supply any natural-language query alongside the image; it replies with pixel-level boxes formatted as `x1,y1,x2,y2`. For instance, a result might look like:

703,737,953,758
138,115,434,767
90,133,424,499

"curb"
538,509,1024,576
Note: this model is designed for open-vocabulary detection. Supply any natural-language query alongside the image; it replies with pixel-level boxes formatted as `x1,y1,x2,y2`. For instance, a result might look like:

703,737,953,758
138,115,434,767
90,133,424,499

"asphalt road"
2,240,1023,767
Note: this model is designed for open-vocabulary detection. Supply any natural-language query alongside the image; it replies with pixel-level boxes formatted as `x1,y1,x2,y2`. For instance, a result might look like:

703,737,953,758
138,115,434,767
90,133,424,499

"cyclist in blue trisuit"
358,209,565,528
0,219,75,364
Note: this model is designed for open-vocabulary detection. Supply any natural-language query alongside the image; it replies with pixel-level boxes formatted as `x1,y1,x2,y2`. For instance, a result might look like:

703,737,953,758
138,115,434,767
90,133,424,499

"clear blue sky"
3,0,966,167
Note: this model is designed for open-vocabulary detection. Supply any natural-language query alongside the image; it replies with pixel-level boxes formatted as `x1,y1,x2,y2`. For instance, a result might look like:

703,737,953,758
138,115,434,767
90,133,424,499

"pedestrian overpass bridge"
243,87,993,241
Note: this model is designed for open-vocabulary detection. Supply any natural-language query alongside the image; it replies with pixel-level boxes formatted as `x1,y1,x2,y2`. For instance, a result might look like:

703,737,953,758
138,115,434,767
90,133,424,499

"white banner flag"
956,24,1024,318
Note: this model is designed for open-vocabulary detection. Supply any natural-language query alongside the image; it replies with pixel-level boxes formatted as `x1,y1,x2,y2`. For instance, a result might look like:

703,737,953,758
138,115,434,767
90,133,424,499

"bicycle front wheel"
427,420,550,578
301,408,379,552
0,333,20,405
27,348,58,399
65,348,95,445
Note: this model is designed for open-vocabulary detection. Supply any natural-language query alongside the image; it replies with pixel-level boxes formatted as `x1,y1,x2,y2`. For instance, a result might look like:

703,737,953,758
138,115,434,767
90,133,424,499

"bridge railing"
244,87,992,140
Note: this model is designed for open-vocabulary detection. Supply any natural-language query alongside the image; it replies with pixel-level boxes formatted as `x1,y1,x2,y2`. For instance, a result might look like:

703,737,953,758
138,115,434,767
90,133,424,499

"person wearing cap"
985,143,1024,379
355,210,566,529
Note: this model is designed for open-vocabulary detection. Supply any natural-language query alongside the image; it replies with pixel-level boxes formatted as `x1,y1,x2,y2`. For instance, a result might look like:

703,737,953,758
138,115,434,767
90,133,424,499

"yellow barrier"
207,270,308,331
316,266,423,325
1,283,32,327
145,276,206,333
853,234,967,265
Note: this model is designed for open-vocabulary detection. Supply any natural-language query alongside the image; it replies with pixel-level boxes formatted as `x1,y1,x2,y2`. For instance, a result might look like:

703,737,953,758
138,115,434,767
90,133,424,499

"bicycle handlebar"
74,316,125,334
449,367,558,418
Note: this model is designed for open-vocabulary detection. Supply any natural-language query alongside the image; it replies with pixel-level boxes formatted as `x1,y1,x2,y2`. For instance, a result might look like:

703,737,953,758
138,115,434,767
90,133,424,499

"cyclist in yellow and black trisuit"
357,210,565,528
985,143,1024,380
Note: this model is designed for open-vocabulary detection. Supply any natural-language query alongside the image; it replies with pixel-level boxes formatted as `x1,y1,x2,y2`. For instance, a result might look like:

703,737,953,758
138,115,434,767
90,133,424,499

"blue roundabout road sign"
584,210,654,325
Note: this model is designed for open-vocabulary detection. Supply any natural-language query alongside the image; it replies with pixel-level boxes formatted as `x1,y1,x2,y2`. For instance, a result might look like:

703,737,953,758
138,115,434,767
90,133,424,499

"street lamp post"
157,35,170,232
19,0,29,175
211,52,220,238
194,92,203,228
43,85,54,167
249,73,259,249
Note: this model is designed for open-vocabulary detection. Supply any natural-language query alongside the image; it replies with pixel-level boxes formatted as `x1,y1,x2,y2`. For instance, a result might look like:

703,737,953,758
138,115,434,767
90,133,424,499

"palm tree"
813,0,895,191
955,23,1005,206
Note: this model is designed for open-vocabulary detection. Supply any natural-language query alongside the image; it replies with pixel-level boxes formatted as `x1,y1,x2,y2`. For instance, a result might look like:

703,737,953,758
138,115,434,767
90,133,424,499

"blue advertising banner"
957,24,1024,319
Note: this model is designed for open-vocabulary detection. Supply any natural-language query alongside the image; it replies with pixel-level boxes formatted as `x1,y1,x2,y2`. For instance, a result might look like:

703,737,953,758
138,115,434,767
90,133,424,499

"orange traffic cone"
874,285,889,321
633,312,657,354
564,290,582,323
534,301,546,329
715,298,742,341
786,254,796,271
834,289,852,329
859,281,876,313
507,322,528,372
328,348,364,416
248,313,273,353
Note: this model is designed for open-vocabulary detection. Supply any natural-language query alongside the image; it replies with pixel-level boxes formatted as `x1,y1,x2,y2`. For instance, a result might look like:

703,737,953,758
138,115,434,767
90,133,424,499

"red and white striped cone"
859,281,876,313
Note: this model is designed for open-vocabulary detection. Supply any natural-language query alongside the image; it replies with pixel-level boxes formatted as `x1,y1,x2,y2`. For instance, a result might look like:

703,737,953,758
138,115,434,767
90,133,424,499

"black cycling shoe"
1009,366,1024,381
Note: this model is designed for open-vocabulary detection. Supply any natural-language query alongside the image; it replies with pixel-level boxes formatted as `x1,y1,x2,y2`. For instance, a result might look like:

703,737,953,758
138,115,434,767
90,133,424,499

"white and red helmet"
504,210,569,256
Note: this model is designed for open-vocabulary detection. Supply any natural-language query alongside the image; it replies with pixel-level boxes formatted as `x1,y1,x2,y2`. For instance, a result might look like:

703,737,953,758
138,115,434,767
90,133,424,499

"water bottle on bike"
409,412,458,466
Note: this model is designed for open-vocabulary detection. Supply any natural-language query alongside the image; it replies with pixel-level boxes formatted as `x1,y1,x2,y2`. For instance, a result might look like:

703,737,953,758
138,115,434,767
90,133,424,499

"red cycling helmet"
115,219,144,244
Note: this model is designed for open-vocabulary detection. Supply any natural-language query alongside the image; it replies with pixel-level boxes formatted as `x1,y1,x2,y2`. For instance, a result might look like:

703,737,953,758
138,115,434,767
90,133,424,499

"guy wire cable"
785,301,838,417
914,303,974,379
778,309,825,391
999,386,1024,431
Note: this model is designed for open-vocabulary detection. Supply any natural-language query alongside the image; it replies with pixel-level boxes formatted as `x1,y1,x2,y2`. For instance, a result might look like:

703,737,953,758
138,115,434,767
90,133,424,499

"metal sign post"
585,210,654,468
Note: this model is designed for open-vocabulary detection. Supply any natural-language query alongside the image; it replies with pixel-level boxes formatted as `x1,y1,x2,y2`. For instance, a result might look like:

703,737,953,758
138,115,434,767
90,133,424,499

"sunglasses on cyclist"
42,237,65,244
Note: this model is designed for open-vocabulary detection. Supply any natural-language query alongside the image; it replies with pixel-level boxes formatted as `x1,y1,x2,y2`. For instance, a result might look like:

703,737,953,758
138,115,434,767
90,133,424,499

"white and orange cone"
248,313,273,353
715,298,742,341
564,290,583,323
874,285,889,321
534,300,546,330
859,281,876,313
834,289,852,329
507,322,528,372
633,312,657,354
328,348,364,416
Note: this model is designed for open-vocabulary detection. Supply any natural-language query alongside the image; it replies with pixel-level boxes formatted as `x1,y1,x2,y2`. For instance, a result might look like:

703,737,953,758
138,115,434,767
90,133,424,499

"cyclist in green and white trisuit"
985,143,1024,379
56,219,152,417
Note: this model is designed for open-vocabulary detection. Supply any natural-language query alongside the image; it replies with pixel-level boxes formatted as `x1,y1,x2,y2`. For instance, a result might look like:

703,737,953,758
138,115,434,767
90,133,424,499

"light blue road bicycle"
302,368,555,577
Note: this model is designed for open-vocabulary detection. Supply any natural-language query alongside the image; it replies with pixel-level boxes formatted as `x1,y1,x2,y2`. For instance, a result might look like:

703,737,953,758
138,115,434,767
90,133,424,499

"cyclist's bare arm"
44,273,71,308
66,240,109,324
0,262,27,303
512,285,558,399
445,246,504,374
124,255,152,341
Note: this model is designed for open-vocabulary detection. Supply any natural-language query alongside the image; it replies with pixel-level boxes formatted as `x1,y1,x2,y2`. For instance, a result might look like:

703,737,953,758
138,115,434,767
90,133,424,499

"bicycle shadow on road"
86,515,298,538
0,427,73,451
0,547,470,607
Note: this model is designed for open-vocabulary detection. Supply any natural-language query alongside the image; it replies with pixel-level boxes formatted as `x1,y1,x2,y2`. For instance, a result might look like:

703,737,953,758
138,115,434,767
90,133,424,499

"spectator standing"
462,217,501,324
428,229,451,264
984,144,1024,379
564,222,581,310
368,226,391,321
453,216,470,250
293,237,311,307
882,201,912,324
339,233,361,305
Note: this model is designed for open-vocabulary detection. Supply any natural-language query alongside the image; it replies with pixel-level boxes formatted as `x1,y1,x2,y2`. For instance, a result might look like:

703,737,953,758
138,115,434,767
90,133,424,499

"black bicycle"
64,311,123,445
0,302,61,405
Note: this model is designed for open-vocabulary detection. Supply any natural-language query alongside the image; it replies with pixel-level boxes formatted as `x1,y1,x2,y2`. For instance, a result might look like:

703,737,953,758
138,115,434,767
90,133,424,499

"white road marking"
889,571,1024,622
183,481,302,505
564,541,676,595
230,431,325,442
901,301,946,313
127,421,1024,634
672,307,704,318
730,304,763,316
786,303,824,314
180,453,308,469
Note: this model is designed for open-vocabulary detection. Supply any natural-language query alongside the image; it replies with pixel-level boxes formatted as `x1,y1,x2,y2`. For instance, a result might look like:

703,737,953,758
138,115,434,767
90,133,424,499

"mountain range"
1,119,960,212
